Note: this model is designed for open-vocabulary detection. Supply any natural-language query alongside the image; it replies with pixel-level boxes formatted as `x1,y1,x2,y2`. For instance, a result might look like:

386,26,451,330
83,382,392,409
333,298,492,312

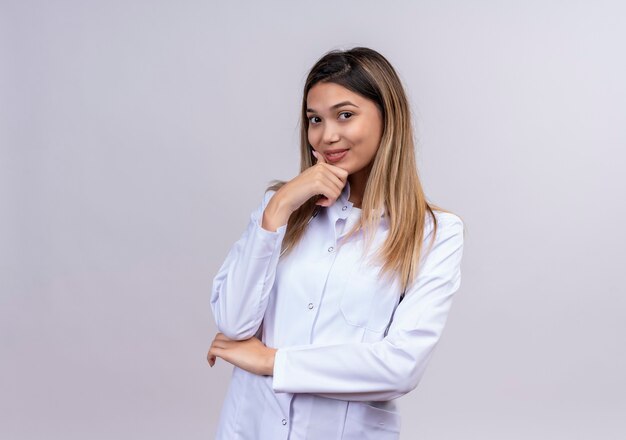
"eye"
308,116,321,125
339,112,353,120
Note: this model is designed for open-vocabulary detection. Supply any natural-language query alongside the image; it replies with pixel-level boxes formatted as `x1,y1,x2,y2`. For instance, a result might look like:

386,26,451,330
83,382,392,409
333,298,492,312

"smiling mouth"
324,149,349,163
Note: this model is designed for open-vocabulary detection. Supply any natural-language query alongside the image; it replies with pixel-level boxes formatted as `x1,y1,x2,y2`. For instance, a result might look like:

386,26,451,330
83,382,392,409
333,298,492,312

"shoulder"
412,210,465,282
427,210,464,237
419,210,465,261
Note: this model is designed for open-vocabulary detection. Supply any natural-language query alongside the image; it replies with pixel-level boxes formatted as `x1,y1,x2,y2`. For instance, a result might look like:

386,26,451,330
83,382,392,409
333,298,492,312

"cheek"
365,122,383,153
307,129,319,147
352,125,380,154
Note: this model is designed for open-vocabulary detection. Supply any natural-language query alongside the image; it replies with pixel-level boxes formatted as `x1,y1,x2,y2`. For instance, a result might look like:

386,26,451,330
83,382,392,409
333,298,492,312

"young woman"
208,47,465,439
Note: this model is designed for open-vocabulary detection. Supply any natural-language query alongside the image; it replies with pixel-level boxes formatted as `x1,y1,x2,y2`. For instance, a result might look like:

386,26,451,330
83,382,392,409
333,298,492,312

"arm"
210,190,287,341
271,214,465,401
210,153,349,342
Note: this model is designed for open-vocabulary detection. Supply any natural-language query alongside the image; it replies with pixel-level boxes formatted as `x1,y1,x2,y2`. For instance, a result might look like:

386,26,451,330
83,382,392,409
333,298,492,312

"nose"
322,122,340,145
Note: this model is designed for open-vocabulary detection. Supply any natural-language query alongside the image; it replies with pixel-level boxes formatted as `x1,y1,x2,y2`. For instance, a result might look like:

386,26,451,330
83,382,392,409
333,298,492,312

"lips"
324,149,349,163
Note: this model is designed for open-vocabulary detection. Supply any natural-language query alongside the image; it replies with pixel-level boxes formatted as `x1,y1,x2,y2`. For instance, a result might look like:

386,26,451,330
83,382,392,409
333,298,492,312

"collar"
328,180,386,221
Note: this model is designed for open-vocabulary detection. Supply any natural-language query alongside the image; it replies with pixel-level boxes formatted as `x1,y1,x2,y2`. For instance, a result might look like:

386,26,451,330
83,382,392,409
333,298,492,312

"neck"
347,165,371,209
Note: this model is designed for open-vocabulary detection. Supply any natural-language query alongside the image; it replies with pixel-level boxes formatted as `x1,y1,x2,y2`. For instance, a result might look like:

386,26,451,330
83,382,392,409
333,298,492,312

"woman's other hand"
207,333,277,376
262,149,348,231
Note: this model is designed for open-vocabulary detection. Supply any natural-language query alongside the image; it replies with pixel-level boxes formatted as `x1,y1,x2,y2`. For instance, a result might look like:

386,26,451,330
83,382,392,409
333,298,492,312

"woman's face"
306,82,383,180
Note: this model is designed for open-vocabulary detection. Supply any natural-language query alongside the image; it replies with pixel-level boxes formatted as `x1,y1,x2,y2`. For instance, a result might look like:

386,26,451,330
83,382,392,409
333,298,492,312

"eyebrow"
306,101,359,113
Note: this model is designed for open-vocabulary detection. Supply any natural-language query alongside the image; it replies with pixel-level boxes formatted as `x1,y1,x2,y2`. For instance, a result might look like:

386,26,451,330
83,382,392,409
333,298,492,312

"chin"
337,165,351,174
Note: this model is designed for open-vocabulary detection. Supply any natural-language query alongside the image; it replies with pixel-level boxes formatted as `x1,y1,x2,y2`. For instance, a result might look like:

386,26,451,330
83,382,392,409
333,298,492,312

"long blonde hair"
268,47,451,293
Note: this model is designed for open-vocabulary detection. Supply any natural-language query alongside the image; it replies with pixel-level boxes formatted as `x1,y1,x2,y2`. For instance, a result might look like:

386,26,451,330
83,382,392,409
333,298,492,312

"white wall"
1,1,624,438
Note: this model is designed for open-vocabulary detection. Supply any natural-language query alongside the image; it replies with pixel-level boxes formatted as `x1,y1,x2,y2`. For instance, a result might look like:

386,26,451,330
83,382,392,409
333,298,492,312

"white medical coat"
210,181,464,439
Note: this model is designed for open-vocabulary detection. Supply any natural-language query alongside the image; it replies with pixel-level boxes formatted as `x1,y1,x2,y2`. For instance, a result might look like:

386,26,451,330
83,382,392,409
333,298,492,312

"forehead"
306,82,367,108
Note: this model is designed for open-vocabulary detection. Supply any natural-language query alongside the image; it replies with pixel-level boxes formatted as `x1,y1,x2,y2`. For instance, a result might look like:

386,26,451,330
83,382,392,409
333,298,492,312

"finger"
314,182,342,207
316,196,339,207
311,149,348,179
312,149,326,164
317,167,347,193
214,333,231,342
209,346,226,361
316,171,345,196
312,152,349,189
213,333,237,348
324,163,349,183
211,338,230,350
316,197,330,207
324,169,347,192
314,194,327,206
207,347,218,367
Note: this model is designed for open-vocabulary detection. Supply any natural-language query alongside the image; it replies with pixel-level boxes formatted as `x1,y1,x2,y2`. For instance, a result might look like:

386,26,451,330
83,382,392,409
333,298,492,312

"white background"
1,1,624,438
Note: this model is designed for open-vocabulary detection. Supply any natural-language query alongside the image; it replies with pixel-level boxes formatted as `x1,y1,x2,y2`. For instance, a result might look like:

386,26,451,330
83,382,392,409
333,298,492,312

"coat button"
308,303,314,310
281,418,287,425
328,246,334,253
342,205,347,211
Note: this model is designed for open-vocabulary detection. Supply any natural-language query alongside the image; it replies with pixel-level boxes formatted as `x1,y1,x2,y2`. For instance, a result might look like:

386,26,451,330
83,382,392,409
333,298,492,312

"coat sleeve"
210,190,287,341
271,214,465,401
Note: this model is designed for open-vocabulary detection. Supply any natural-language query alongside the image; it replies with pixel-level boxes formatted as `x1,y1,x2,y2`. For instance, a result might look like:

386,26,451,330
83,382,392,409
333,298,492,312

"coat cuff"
272,347,290,392
250,213,288,257
271,344,326,393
